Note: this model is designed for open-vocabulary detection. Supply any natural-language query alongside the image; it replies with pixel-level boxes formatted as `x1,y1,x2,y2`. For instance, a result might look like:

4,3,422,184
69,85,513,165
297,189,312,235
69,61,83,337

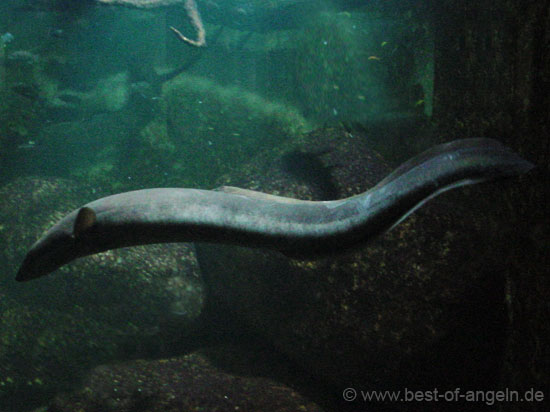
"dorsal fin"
73,207,96,238
216,186,309,204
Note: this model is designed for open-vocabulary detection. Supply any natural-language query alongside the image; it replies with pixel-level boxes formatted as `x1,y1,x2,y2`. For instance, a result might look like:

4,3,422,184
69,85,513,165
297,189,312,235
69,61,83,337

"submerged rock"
196,125,510,408
0,177,204,408
155,74,310,186
49,350,323,412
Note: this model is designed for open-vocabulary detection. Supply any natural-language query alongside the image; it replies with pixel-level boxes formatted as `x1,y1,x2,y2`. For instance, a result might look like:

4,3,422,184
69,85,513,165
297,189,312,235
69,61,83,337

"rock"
143,74,310,187
49,351,323,412
0,177,204,406
34,114,128,179
196,125,508,406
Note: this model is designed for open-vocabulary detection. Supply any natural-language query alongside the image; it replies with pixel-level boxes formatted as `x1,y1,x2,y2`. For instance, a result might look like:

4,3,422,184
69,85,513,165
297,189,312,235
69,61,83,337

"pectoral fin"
73,207,96,238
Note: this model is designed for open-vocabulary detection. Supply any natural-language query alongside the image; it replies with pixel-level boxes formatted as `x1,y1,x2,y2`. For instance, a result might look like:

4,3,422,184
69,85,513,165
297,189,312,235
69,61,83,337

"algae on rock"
131,74,310,187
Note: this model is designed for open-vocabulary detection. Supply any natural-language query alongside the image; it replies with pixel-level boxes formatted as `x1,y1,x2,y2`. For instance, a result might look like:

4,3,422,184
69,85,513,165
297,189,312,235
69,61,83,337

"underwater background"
0,0,548,411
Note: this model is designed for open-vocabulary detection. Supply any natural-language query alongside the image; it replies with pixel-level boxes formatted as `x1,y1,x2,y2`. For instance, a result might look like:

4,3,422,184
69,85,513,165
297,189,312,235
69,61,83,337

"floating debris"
1,32,14,43
17,140,38,150
7,50,39,64
49,28,66,38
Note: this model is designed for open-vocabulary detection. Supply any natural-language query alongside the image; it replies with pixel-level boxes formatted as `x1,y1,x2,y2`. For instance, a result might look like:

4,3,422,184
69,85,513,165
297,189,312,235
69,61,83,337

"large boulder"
196,125,510,408
49,350,323,412
124,75,311,188
0,177,204,408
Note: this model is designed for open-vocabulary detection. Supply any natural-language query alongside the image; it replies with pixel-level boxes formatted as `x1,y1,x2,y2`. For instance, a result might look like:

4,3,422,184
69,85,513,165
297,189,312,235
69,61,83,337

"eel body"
16,138,533,281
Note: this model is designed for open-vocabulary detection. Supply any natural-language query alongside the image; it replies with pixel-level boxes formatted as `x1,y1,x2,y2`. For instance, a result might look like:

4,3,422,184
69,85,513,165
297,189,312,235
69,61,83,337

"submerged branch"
97,0,206,47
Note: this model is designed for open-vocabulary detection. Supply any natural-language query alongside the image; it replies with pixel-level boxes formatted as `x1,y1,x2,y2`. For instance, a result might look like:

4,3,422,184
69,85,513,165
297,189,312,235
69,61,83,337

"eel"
16,138,533,282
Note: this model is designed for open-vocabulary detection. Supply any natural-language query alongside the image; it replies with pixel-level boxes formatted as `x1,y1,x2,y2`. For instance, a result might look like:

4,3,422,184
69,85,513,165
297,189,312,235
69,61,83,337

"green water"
0,0,433,188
